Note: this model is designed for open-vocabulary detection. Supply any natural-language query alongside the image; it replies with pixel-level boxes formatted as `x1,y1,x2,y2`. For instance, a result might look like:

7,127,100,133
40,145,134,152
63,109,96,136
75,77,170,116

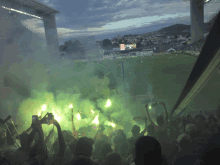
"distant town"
60,23,213,60
94,24,210,56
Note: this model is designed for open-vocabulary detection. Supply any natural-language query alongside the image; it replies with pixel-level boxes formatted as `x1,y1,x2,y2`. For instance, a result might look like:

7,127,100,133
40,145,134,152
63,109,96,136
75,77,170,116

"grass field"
72,53,220,114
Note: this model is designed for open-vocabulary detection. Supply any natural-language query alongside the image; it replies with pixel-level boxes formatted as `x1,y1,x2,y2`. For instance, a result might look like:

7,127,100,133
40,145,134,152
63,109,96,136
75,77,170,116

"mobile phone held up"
32,115,38,124
47,113,54,125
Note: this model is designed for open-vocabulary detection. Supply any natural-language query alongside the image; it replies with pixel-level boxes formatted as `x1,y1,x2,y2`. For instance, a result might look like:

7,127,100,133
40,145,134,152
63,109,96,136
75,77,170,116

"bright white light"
2,6,41,19
77,113,81,120
69,104,73,108
53,110,61,122
149,105,152,109
93,115,99,125
42,104,47,111
91,110,95,114
110,123,116,127
105,99,111,107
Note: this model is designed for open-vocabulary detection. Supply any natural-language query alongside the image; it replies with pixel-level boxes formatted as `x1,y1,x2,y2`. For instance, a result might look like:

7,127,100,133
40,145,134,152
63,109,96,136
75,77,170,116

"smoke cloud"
0,6,156,139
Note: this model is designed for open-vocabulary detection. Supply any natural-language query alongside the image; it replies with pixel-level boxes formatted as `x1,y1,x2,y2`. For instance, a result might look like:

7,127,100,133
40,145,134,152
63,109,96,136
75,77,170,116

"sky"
20,0,220,44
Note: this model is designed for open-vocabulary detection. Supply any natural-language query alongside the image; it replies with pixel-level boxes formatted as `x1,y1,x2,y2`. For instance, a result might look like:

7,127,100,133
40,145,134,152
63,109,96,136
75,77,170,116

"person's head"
95,140,106,151
147,125,154,135
196,117,206,131
208,115,217,125
187,114,192,121
101,143,113,158
75,137,94,157
72,155,95,165
134,136,162,165
172,117,182,128
156,115,164,127
113,134,125,146
104,152,122,165
185,124,197,139
131,125,140,136
195,115,205,122
117,129,127,139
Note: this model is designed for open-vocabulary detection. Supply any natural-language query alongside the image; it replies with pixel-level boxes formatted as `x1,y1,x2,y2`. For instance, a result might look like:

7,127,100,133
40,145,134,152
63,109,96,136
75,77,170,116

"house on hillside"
177,35,187,41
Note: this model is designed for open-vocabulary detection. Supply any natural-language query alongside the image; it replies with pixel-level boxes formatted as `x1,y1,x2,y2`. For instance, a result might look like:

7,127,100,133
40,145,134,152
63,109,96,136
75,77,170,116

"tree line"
59,39,86,59
59,38,143,57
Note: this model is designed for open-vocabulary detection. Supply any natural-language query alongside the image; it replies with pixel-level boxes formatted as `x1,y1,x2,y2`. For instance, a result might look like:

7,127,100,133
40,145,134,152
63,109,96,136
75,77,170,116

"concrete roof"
10,0,59,15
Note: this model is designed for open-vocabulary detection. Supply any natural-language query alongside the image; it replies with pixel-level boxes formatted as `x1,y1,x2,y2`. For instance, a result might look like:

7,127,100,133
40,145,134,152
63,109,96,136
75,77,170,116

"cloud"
41,0,56,8
27,0,220,41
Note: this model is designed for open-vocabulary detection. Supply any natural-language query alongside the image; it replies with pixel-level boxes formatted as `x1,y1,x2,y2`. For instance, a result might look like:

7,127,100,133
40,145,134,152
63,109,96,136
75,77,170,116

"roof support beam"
170,10,220,117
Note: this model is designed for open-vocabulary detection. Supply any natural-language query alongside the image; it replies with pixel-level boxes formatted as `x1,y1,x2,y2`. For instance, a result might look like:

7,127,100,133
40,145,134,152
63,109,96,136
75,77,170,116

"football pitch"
73,53,220,113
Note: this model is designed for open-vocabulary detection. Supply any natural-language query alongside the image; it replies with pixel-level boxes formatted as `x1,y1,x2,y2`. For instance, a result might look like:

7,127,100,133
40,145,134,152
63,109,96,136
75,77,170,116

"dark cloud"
34,0,220,40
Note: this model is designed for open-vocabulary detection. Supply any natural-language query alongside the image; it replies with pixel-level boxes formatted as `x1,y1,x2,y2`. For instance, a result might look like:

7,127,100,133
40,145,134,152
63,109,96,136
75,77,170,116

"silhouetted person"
68,155,97,165
104,152,122,165
173,134,199,165
92,140,106,160
134,136,168,165
68,137,100,165
128,124,147,146
145,102,169,145
99,143,113,163
75,137,94,158
113,134,129,159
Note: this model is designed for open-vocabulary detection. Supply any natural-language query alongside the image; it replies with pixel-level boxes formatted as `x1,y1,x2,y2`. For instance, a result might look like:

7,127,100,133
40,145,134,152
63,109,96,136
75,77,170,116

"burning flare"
42,104,47,111
53,110,61,122
77,113,81,120
105,99,111,107
93,115,99,125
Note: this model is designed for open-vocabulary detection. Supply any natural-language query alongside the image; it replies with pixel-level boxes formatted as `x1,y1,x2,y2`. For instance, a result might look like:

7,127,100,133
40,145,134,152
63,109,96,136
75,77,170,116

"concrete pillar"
43,14,59,54
190,0,204,43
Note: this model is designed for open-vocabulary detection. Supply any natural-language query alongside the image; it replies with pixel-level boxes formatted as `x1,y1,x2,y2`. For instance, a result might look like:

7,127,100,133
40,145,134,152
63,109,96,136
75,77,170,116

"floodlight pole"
121,62,125,91
121,62,127,109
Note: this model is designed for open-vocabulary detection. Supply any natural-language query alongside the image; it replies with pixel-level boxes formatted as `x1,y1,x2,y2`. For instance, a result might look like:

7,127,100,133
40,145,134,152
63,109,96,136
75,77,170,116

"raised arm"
140,118,148,136
160,102,169,123
52,120,67,163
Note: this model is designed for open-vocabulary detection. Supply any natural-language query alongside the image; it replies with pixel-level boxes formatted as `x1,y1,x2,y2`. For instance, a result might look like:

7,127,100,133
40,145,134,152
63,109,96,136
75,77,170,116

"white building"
142,49,154,54
129,49,153,56
177,35,187,41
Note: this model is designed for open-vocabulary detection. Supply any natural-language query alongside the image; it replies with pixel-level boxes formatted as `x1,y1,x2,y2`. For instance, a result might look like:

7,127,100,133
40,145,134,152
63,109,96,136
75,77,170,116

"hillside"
158,24,190,33
158,23,209,36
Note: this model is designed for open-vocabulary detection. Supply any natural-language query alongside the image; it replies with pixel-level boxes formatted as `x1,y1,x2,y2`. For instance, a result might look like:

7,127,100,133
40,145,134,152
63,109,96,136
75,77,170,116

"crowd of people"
0,103,220,165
